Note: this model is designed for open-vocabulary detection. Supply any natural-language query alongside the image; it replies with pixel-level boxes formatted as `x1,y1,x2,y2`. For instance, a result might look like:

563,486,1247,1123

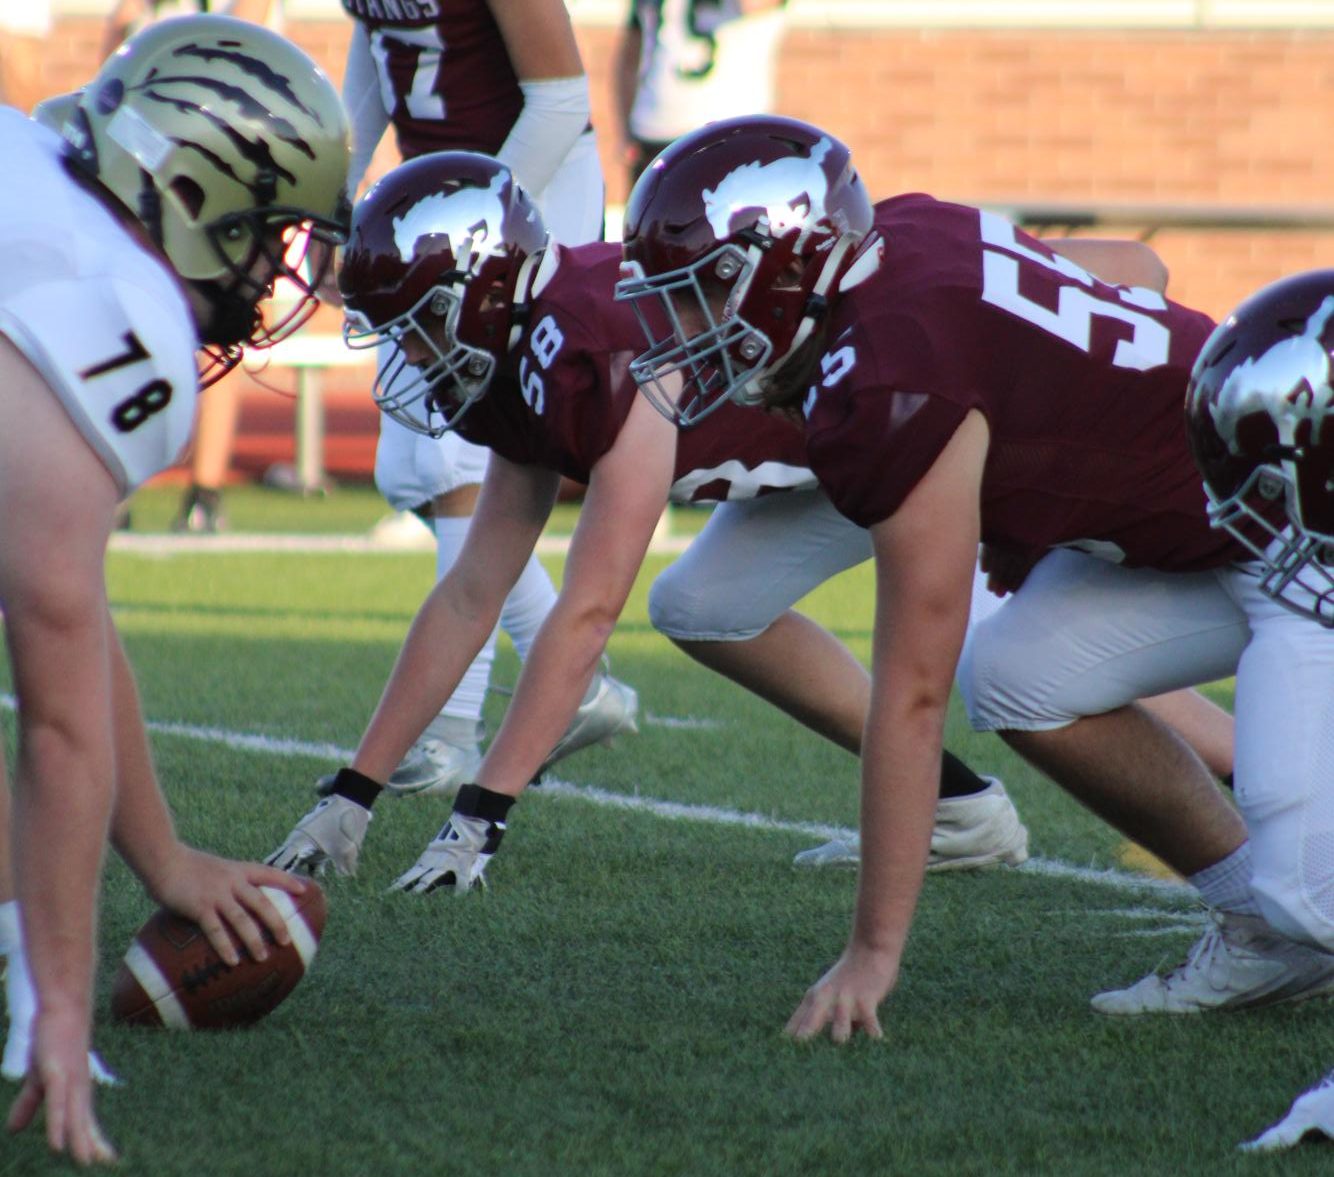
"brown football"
109,882,326,1030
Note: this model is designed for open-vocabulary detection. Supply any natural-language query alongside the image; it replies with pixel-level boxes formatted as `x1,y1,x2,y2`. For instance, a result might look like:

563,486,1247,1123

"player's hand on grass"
6,1005,117,1166
390,784,513,895
148,845,307,966
784,941,899,1043
265,796,371,880
389,812,501,894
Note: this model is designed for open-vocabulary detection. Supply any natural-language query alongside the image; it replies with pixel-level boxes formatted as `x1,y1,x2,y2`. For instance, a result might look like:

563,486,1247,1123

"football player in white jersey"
0,17,349,1163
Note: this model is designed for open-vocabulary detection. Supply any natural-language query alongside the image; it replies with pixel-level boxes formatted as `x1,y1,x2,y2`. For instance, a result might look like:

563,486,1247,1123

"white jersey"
0,110,198,496
628,0,786,144
0,0,51,35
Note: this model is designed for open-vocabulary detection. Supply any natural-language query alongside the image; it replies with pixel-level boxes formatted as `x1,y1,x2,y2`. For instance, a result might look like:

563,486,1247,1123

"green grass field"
1,487,1324,1175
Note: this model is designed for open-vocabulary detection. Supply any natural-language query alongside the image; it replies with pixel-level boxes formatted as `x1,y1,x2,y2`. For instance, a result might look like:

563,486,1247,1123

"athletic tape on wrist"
331,766,383,809
453,783,517,823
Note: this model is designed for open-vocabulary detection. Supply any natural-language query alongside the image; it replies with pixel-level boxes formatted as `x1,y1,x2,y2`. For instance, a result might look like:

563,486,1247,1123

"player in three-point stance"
0,16,350,1162
615,116,1334,1049
329,0,638,800
267,151,1227,899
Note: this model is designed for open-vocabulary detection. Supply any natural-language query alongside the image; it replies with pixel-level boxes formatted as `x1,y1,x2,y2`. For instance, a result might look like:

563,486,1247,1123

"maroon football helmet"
1186,269,1334,626
616,116,874,426
339,152,549,436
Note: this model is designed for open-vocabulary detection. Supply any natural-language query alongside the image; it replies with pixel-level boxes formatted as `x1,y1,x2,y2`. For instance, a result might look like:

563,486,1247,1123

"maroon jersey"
458,242,814,502
342,0,522,158
804,194,1246,571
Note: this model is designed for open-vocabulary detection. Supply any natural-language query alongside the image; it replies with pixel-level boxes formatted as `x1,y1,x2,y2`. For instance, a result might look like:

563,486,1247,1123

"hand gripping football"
110,883,326,1029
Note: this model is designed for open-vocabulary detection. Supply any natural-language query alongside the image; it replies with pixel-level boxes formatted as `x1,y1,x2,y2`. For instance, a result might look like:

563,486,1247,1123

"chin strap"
838,232,885,292
767,230,869,382
137,168,165,252
508,238,560,351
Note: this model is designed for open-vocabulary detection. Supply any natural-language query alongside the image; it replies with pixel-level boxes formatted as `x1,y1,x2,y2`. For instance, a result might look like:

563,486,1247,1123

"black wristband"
453,783,517,824
330,767,383,810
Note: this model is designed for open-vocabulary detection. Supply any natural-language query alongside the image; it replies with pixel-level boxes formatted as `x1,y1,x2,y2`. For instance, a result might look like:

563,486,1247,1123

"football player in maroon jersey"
1182,271,1334,1152
266,152,1227,904
330,0,638,801
266,151,1038,889
616,116,1334,1044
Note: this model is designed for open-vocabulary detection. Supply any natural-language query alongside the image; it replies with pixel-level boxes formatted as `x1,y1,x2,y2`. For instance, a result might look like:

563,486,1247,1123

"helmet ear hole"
169,176,206,221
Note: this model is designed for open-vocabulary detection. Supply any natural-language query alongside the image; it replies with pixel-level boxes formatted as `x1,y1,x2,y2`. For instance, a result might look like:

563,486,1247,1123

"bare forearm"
13,725,113,1021
1044,238,1169,292
104,628,182,895
353,581,503,782
852,700,943,955
612,28,642,141
476,598,613,793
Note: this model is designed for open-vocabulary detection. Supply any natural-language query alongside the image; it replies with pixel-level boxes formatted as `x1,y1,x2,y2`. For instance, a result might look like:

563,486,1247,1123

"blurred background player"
0,1,51,114
612,0,787,195
101,0,288,535
328,0,637,798
0,16,348,1162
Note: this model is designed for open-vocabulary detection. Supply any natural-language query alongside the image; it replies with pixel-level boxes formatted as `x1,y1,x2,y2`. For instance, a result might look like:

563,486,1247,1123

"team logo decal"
701,136,833,243
393,171,507,264
1214,295,1334,448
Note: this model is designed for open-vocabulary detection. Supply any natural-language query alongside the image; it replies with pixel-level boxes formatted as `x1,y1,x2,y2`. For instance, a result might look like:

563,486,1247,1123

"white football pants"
649,486,1004,648
958,546,1334,953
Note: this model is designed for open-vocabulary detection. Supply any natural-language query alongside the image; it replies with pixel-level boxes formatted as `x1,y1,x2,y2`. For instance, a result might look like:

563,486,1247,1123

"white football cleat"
383,716,483,798
1241,1072,1334,1152
793,778,1030,871
793,835,861,868
1092,911,1334,1015
926,778,1030,871
536,671,639,778
265,796,372,877
314,718,482,799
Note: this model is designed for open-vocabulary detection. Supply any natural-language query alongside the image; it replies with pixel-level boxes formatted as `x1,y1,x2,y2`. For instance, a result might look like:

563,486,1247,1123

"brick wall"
582,23,1334,319
38,17,1334,317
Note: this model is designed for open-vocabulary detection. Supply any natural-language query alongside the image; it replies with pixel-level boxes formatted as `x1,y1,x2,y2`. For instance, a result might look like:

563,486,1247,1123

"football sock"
433,515,495,721
938,751,990,799
499,553,558,663
420,714,484,749
1190,841,1262,916
2,904,36,1081
0,900,18,956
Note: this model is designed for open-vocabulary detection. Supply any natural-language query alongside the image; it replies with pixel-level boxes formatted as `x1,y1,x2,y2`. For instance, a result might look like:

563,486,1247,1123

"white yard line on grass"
0,695,1192,904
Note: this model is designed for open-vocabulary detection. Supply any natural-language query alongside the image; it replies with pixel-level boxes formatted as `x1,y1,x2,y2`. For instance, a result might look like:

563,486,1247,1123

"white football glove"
265,796,372,877
389,811,503,895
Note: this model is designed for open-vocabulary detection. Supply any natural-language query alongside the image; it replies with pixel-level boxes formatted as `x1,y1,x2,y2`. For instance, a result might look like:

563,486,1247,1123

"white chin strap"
507,237,558,351
756,230,870,387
